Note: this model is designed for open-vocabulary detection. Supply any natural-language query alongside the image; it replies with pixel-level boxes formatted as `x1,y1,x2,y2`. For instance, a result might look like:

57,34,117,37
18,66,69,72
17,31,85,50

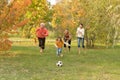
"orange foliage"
0,39,12,51
24,0,32,6
0,0,31,51
13,19,29,30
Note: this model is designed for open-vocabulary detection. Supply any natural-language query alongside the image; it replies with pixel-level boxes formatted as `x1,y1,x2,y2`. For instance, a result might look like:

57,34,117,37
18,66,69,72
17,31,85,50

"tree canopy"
0,0,120,51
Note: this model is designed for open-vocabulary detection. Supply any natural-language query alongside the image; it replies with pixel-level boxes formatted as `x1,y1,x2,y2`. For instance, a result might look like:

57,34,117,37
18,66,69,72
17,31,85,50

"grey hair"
40,23,45,27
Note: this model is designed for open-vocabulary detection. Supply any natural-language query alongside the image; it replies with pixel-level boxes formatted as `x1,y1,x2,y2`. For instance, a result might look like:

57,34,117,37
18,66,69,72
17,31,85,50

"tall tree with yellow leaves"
51,0,85,37
19,0,51,38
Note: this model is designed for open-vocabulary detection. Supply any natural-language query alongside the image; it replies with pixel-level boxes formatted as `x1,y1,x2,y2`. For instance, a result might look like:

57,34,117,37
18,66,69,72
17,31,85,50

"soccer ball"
56,61,63,67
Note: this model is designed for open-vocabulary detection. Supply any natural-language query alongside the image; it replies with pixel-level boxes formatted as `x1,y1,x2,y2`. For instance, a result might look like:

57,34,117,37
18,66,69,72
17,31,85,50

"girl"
55,37,64,57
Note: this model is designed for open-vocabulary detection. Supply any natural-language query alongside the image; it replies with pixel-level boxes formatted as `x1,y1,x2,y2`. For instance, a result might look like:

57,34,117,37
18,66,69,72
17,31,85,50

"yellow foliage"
51,0,85,30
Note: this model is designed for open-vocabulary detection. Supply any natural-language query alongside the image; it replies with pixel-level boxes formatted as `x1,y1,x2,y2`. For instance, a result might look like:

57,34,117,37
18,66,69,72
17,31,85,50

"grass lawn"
0,42,120,80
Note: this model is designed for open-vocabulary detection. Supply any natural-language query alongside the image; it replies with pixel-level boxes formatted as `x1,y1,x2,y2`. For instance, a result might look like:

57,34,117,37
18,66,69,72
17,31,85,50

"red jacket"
36,27,48,38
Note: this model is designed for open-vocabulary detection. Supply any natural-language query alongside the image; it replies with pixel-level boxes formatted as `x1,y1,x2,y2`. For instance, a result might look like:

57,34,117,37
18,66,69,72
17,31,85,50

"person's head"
40,23,45,29
64,29,69,34
57,37,62,42
65,29,68,31
79,23,83,28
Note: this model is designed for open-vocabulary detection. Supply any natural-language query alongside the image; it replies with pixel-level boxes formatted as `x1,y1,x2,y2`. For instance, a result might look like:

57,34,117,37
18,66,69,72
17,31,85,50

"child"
55,37,64,57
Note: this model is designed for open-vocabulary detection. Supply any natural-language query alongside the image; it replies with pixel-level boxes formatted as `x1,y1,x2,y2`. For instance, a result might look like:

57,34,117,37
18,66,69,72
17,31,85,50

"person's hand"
54,44,58,48
79,32,82,35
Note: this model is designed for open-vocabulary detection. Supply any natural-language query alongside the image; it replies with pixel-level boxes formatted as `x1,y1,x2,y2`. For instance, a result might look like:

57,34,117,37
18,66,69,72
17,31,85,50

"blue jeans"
77,37,85,48
56,48,62,56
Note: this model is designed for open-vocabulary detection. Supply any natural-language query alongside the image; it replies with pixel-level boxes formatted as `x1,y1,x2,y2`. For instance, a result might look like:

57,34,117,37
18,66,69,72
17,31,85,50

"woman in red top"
36,23,48,53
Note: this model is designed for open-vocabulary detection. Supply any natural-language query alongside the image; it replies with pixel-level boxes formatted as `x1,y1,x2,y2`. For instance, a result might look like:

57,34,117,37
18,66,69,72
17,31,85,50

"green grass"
0,43,120,80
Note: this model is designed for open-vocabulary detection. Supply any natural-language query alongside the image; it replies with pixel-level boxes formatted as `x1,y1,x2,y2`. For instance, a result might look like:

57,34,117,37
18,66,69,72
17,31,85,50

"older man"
36,23,48,53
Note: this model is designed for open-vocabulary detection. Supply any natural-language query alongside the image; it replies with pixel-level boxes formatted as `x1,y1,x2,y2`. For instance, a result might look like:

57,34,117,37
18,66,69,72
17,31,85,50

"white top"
76,27,84,38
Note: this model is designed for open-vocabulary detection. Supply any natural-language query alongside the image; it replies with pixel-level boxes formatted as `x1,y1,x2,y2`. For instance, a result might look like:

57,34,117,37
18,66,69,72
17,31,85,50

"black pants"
38,38,46,49
64,38,71,50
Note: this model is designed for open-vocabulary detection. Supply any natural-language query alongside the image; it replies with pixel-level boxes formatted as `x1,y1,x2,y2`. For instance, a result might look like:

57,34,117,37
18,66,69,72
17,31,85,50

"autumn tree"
81,0,120,48
51,0,85,37
106,2,120,48
0,0,31,51
20,0,52,39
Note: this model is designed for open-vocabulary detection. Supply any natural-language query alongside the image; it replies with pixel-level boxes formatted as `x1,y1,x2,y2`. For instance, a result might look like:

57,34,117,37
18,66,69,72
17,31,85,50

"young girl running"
55,37,64,57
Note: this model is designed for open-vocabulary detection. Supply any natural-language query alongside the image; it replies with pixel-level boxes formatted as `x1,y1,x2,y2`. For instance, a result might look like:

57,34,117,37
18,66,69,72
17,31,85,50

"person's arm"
54,44,58,48
54,41,58,48
63,40,70,46
82,28,85,36
69,34,72,40
44,28,48,36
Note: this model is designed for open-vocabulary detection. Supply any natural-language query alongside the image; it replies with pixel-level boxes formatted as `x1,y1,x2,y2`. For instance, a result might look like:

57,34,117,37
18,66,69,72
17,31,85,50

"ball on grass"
56,61,63,67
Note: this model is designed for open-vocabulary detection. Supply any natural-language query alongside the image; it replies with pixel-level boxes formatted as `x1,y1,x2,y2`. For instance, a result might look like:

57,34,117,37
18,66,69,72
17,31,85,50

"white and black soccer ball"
56,61,63,67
